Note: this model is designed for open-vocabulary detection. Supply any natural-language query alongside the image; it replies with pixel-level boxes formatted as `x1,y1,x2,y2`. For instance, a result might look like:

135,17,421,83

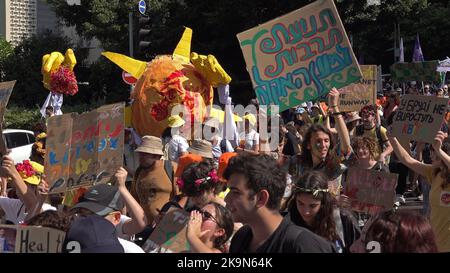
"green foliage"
4,106,42,130
0,38,13,64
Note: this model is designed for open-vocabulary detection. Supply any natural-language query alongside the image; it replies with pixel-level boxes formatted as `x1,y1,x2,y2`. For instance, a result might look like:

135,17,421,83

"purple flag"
412,34,424,62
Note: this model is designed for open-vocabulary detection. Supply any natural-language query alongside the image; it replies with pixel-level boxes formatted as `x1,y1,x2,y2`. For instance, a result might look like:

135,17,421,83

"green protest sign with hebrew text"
237,0,362,111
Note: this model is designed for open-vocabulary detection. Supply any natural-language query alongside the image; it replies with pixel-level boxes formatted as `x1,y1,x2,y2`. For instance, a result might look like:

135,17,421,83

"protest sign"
392,95,449,143
237,0,362,112
0,81,16,155
143,208,190,253
45,102,125,193
344,167,398,215
0,225,65,253
390,61,440,82
338,65,377,112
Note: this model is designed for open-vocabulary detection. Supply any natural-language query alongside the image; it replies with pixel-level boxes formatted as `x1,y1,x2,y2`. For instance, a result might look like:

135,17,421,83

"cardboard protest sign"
237,0,362,112
344,168,398,215
338,65,377,112
45,102,125,193
0,81,16,155
0,225,65,253
143,208,190,253
390,61,440,82
392,95,449,143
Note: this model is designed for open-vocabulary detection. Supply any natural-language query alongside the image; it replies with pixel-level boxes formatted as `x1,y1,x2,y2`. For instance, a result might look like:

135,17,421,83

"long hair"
351,136,380,161
433,139,450,189
289,171,340,242
207,202,234,250
298,124,338,176
365,210,438,253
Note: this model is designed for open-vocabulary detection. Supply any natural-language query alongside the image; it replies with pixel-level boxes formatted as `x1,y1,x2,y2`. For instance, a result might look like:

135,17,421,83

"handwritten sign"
344,168,398,215
0,81,16,155
392,95,449,143
0,225,65,253
338,65,377,112
45,103,125,193
390,61,440,82
237,0,362,112
143,208,190,253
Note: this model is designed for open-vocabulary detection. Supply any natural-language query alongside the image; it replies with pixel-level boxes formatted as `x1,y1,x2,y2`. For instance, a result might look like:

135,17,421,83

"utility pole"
129,12,134,58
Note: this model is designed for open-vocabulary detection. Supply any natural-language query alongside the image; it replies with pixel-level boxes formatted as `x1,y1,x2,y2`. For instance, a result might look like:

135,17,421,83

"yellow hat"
244,114,257,126
15,160,44,185
167,115,185,128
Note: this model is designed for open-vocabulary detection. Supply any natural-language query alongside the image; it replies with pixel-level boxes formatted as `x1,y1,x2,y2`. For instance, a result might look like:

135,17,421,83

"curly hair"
181,160,222,197
351,136,380,160
289,171,340,243
206,202,234,250
26,210,70,232
365,210,438,253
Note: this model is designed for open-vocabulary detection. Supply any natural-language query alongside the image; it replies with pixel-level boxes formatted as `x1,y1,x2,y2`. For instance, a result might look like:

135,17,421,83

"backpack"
355,124,385,152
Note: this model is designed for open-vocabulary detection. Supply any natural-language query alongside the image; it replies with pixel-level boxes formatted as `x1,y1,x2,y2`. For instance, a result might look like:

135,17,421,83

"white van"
2,129,36,163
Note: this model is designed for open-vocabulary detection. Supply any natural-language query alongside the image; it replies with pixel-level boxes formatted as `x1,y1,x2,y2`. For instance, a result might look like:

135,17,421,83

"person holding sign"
387,130,450,252
285,171,360,253
186,202,234,253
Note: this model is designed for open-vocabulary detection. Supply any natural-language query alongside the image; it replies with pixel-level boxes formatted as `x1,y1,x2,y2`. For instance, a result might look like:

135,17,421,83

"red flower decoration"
15,160,35,178
50,66,78,96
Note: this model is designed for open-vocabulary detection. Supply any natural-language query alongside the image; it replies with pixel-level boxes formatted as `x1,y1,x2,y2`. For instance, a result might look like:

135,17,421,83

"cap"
72,184,124,216
243,114,257,126
65,215,124,253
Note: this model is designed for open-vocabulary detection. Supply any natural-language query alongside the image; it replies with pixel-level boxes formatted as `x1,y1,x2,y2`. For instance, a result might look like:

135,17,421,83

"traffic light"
137,15,151,56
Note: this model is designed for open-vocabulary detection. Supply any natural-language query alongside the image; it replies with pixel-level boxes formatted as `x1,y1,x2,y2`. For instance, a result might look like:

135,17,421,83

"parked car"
2,129,36,163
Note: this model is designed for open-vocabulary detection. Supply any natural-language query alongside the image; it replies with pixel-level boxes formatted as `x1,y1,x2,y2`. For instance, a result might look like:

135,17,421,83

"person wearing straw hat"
130,136,178,226
236,113,260,155
166,114,189,163
0,156,55,224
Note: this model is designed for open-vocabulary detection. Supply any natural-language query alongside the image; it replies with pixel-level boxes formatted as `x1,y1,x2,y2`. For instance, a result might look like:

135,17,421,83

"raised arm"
387,134,431,178
328,88,351,155
0,155,39,212
114,167,148,235
432,131,450,170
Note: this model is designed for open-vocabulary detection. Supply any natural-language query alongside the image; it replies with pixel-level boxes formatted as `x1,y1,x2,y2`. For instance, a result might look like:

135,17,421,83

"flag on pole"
412,34,424,62
399,37,404,62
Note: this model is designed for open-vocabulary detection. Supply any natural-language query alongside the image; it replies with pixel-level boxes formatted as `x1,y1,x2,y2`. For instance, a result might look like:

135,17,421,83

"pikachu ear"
101,52,147,80
172,27,192,63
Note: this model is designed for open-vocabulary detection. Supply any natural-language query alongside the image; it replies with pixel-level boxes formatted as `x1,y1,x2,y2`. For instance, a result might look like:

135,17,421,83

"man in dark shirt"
224,154,335,253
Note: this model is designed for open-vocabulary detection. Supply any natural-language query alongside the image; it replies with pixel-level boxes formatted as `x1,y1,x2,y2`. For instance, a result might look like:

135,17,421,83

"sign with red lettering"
392,95,449,143
344,167,398,215
45,103,125,193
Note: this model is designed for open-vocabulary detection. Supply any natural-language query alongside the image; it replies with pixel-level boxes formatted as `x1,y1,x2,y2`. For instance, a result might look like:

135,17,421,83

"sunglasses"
201,210,221,226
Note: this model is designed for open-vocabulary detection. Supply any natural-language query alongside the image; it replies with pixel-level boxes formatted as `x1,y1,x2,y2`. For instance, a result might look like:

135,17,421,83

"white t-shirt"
167,135,189,162
240,129,259,150
0,197,56,224
211,137,234,159
118,238,145,253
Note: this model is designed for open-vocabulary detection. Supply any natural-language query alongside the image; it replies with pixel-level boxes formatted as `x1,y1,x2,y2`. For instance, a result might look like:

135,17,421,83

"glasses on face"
201,210,221,226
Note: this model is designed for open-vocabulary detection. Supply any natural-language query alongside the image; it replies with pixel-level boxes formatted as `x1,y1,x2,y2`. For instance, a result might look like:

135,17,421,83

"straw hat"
345,112,361,123
167,115,185,128
188,139,213,159
134,136,164,155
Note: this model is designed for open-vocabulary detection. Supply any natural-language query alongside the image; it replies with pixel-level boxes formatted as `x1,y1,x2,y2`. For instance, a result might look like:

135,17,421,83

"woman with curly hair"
186,202,234,253
388,130,450,252
286,171,360,253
